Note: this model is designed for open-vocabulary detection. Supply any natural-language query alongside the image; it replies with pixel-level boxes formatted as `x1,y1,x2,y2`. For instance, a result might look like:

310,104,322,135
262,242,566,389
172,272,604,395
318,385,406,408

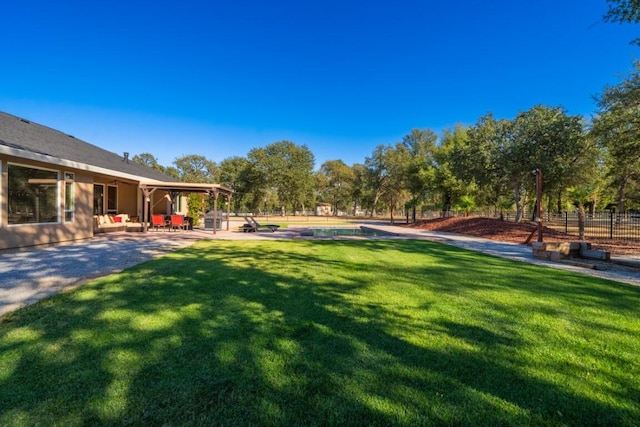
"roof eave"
0,145,156,183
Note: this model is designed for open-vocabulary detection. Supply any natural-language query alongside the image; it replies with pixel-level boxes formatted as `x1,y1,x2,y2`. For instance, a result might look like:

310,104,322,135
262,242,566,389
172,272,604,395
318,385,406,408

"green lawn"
1,240,639,426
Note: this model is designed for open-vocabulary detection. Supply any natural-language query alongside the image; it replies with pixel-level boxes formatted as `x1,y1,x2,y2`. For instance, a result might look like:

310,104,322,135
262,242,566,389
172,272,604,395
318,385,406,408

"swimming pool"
304,226,395,237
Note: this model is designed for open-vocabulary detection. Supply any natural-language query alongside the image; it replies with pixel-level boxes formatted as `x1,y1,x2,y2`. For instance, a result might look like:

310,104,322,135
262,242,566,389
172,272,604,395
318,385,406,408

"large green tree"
364,145,389,216
461,115,512,213
173,154,218,183
462,113,520,217
465,106,588,222
248,141,315,215
132,152,161,170
383,144,411,224
401,129,438,221
132,152,179,178
592,63,640,212
219,156,254,215
434,126,470,216
350,163,370,215
364,144,410,222
317,160,355,215
510,105,588,216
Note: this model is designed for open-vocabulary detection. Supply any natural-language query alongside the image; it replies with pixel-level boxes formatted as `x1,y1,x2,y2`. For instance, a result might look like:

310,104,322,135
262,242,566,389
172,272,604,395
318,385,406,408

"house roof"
0,111,175,182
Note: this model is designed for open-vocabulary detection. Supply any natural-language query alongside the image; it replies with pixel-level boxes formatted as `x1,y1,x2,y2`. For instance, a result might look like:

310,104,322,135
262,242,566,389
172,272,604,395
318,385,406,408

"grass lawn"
1,239,639,426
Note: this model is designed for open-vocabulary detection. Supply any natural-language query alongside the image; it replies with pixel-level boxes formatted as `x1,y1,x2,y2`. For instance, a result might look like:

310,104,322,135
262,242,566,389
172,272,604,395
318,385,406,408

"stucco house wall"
0,154,95,250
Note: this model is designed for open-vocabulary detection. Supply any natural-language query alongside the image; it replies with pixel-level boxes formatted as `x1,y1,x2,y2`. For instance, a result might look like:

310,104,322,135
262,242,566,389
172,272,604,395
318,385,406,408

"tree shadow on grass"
0,239,639,426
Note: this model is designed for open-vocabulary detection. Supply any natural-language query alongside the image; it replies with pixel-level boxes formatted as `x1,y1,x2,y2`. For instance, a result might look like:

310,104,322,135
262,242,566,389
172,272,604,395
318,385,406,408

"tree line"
132,65,640,222
133,2,640,222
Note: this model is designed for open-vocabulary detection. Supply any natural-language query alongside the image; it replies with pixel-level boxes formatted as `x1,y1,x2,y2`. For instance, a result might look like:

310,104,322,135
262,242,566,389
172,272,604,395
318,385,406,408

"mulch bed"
401,216,640,256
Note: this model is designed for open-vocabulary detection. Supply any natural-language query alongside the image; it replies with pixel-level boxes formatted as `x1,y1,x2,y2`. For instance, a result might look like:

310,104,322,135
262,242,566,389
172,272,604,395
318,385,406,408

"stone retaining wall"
532,241,610,261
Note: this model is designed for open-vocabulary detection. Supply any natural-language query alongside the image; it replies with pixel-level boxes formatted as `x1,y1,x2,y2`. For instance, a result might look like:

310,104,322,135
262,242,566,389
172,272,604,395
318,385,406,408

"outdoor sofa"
93,214,143,233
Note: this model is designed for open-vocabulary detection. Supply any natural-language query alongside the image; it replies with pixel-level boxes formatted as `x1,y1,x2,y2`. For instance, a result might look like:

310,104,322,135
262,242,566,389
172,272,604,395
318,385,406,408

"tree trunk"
513,180,523,223
371,190,382,218
441,192,451,218
617,176,627,214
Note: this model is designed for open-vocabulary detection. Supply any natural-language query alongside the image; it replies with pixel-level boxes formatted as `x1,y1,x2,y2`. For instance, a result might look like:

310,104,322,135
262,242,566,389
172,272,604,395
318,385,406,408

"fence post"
610,210,614,240
565,211,568,234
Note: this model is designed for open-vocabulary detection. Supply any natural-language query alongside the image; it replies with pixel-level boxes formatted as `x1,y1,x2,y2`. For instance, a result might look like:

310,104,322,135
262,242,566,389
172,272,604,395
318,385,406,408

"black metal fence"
506,212,640,242
412,209,640,242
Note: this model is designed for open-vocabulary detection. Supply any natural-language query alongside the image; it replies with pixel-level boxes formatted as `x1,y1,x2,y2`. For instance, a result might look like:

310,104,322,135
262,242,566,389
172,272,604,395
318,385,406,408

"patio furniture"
240,223,256,232
244,215,280,232
171,214,187,232
152,214,168,231
93,214,126,233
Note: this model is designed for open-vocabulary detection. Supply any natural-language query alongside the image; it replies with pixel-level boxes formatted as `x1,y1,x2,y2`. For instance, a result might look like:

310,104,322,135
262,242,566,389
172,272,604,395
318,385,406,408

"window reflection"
8,165,59,224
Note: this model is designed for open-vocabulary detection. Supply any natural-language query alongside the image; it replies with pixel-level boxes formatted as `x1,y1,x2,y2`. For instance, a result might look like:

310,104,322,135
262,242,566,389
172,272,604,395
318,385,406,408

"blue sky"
1,1,638,169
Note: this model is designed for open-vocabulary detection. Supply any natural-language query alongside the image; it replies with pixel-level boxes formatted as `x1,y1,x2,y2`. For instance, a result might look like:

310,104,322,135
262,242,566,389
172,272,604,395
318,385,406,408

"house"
315,203,332,216
0,111,232,250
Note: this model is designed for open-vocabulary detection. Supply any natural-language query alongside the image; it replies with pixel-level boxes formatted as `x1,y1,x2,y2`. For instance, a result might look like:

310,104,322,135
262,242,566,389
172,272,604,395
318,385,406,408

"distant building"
316,203,332,216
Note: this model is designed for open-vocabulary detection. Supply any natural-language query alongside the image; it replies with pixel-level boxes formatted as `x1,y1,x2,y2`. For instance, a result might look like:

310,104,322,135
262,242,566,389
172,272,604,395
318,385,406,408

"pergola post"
140,186,156,233
211,190,219,235
225,194,231,231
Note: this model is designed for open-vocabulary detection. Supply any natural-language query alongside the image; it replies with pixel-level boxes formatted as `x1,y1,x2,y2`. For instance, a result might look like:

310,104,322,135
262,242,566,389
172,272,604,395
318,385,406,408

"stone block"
532,241,611,262
580,248,611,260
531,242,581,258
549,251,565,261
579,242,592,251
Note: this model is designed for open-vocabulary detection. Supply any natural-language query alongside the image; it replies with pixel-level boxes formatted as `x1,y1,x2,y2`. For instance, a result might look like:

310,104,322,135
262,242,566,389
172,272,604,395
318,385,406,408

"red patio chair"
171,214,186,232
152,214,167,231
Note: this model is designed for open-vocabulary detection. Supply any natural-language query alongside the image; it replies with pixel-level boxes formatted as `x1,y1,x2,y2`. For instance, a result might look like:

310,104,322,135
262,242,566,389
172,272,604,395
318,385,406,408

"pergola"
138,181,234,234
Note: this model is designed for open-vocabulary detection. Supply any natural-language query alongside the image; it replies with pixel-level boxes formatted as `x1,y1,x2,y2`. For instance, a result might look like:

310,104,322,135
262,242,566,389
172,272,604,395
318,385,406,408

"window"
8,164,59,225
107,185,118,214
64,172,75,222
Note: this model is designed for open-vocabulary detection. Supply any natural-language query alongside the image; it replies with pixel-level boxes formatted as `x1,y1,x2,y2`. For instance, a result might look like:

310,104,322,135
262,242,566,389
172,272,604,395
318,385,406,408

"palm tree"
456,195,475,217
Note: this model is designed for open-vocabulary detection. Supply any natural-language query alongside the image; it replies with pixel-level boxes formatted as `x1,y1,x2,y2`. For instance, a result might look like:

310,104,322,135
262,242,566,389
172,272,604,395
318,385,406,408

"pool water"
306,227,389,237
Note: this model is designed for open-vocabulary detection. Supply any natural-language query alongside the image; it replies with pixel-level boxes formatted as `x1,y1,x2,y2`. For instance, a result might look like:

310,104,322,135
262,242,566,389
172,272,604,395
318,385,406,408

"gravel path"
0,233,200,316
